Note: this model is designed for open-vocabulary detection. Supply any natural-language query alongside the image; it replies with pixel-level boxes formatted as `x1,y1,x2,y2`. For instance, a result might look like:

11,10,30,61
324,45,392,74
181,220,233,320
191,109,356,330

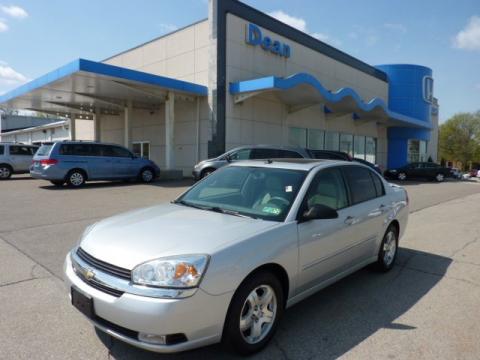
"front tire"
139,167,155,183
0,164,13,179
435,173,445,182
222,271,284,355
201,168,214,179
397,172,407,181
376,225,399,272
66,170,86,187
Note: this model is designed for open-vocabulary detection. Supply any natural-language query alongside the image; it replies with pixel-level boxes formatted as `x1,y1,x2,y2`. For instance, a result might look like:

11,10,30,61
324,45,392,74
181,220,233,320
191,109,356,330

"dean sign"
245,23,291,58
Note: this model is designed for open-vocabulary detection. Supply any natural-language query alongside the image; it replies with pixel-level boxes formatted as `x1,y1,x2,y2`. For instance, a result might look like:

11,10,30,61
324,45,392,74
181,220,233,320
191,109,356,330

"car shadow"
95,247,451,360
38,178,194,191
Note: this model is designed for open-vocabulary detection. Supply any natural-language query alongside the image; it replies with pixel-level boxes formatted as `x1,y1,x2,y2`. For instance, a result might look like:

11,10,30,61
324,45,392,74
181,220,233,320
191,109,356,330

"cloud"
268,10,341,46
1,5,28,19
384,23,407,33
453,15,480,50
158,23,178,33
0,62,28,86
0,18,7,32
350,25,379,47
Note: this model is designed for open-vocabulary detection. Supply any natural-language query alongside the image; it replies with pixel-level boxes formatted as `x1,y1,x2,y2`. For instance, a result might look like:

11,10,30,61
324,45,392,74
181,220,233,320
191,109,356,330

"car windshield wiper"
209,207,258,219
172,200,209,210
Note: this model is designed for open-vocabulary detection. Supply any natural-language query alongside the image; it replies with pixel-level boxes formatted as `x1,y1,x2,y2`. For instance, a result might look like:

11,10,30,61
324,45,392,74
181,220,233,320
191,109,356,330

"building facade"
0,0,438,176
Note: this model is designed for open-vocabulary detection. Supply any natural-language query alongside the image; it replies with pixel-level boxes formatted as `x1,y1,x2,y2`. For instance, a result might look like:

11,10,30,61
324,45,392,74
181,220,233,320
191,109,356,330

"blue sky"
0,0,479,122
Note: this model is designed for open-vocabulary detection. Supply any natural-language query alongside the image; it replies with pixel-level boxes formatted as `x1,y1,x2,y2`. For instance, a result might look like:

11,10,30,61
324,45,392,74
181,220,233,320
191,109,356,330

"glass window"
0,145,4,155
354,135,366,160
229,148,251,160
307,129,324,150
105,146,132,158
339,134,354,156
305,168,348,210
60,144,96,156
288,127,307,147
36,144,53,156
407,140,420,163
365,137,377,163
278,150,303,158
132,142,150,159
343,166,378,205
370,172,385,197
9,145,34,156
177,166,307,222
423,76,434,103
250,148,279,159
324,131,339,151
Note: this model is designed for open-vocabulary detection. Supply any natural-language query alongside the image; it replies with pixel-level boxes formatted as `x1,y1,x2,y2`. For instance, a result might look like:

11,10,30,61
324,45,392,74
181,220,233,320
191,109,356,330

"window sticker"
285,185,293,193
262,206,282,215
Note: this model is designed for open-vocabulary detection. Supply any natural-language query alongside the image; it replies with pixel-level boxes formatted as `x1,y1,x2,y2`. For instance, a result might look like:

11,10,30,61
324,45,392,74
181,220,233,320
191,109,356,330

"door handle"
344,216,355,225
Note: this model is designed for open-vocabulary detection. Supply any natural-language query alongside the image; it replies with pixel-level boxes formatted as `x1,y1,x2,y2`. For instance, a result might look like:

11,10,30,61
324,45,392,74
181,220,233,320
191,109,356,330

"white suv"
0,143,38,179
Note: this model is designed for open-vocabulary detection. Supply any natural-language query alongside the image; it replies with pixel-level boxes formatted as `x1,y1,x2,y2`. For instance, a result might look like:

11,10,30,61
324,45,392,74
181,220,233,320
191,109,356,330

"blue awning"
0,59,208,118
230,73,431,129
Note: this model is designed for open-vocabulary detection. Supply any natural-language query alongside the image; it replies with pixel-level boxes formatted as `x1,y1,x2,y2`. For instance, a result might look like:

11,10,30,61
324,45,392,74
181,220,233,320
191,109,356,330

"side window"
229,149,251,160
9,145,33,156
29,146,39,155
250,148,279,159
343,166,378,204
0,145,4,155
109,146,132,158
305,168,348,211
370,172,385,197
279,150,303,159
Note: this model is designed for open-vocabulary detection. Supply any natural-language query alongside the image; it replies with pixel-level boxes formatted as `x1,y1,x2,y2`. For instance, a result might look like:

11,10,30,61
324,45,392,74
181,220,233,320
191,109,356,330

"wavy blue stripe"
230,72,431,129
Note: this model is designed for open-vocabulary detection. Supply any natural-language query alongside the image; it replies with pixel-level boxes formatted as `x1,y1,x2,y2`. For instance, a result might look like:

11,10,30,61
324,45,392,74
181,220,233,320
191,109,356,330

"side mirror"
301,204,338,222
225,154,232,163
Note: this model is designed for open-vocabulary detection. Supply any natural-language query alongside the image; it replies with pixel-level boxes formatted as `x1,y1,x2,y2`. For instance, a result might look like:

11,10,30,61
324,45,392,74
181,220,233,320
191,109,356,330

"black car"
384,162,453,182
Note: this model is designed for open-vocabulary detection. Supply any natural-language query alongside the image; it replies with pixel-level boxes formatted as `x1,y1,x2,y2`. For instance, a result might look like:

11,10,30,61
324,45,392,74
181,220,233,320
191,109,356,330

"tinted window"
370,172,385,197
310,150,348,160
60,144,96,156
343,166,378,204
250,148,279,159
103,145,131,158
278,150,303,159
305,168,348,210
10,145,35,156
0,145,4,155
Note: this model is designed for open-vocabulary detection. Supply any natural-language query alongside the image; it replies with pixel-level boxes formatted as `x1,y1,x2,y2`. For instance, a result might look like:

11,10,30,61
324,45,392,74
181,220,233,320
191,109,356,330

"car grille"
77,247,131,280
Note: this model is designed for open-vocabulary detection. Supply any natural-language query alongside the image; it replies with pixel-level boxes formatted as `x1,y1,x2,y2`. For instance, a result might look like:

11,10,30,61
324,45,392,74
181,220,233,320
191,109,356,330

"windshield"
36,144,53,156
176,166,307,222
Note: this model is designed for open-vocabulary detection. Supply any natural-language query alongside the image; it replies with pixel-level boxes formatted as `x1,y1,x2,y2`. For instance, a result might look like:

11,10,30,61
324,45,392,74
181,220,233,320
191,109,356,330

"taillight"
40,159,58,166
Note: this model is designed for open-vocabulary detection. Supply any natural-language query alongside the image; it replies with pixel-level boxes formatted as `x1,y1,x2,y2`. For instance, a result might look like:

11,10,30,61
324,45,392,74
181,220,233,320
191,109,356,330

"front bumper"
63,253,232,353
192,169,201,181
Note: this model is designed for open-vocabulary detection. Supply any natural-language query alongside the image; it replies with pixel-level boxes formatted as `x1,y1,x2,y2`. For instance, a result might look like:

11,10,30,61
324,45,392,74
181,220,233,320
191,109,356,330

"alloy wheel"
239,285,277,345
436,173,444,182
142,169,153,183
0,166,11,179
70,172,84,186
383,230,397,266
398,172,407,181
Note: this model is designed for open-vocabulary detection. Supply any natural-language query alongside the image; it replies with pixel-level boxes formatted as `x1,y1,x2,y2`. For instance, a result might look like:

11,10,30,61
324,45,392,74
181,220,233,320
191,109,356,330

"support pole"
196,97,201,163
69,115,76,141
94,108,101,141
124,100,132,148
165,92,175,170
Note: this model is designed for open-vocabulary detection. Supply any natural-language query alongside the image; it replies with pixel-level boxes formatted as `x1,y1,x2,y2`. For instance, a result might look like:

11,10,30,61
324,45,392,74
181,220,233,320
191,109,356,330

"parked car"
469,168,479,178
0,142,39,179
192,145,310,180
450,167,463,180
30,141,160,187
65,159,408,355
384,162,453,182
352,157,382,174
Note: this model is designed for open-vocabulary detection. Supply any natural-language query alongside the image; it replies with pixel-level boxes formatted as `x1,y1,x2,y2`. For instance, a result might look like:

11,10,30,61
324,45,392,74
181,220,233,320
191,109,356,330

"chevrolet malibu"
64,159,408,355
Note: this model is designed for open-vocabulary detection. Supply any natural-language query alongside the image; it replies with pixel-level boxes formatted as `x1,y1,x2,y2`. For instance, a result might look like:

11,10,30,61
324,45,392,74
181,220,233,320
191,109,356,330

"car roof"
228,144,307,152
229,158,352,171
49,141,126,147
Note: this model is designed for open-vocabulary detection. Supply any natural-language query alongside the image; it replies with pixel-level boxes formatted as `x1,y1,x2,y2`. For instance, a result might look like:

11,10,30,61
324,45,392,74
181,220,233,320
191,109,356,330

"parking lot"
1,176,480,359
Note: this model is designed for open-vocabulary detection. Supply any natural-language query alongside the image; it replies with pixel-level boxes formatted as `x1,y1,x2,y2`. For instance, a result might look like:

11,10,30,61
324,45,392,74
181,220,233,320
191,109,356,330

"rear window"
36,144,54,156
9,145,36,156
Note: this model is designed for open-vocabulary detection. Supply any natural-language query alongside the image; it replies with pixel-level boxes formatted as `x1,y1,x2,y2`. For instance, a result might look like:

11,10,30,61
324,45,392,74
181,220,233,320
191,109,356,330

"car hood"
79,203,279,269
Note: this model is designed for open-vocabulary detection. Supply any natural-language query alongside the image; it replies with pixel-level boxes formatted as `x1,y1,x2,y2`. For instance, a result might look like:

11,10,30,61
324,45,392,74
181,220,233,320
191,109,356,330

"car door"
341,165,388,258
107,145,136,178
8,145,34,172
296,166,355,294
406,163,421,178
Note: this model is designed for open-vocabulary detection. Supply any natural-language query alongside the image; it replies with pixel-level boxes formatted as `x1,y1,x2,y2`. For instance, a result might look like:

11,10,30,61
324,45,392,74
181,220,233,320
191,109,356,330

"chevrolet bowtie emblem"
84,268,95,281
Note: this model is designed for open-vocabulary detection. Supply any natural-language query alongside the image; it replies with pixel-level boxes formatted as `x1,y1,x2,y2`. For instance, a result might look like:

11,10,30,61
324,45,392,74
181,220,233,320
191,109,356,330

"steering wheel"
267,196,290,207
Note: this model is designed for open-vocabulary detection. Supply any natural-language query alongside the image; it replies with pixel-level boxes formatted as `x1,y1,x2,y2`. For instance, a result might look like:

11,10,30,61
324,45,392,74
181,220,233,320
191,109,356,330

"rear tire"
222,271,284,355
66,169,86,187
0,164,13,180
139,167,155,183
376,225,399,272
397,172,407,181
435,173,445,182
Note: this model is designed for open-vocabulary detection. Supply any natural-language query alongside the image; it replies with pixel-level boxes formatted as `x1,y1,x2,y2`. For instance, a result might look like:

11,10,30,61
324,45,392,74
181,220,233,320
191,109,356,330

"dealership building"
0,0,438,176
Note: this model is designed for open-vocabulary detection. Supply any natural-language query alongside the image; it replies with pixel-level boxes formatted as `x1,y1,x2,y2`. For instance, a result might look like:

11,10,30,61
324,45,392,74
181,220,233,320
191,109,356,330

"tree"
439,111,480,170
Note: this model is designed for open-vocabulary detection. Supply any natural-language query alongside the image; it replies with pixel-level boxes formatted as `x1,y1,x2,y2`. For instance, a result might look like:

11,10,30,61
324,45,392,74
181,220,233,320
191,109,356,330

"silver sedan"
64,159,408,355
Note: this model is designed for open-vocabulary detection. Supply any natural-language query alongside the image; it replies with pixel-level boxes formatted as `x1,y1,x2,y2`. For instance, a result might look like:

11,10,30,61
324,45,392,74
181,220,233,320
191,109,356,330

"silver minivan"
65,159,408,355
0,142,38,179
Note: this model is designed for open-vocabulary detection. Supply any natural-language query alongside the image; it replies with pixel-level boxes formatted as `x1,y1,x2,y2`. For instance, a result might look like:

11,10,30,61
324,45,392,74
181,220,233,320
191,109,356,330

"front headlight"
132,255,209,288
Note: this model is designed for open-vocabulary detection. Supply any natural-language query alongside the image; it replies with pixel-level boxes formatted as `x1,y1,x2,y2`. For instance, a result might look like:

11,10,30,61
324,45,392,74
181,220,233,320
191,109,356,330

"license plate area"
71,286,94,319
